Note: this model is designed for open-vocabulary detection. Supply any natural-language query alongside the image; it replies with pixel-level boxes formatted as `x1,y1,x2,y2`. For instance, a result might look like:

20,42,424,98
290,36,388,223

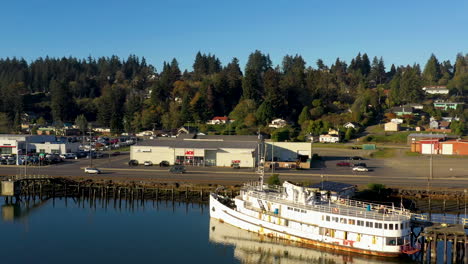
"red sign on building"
185,150,194,156
231,160,241,164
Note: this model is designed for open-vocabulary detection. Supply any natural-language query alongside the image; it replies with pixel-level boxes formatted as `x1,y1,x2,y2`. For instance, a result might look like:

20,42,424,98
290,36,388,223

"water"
0,197,417,264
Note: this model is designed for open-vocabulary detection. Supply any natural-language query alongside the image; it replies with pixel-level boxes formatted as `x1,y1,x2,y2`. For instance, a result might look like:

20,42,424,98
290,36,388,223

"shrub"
267,174,281,185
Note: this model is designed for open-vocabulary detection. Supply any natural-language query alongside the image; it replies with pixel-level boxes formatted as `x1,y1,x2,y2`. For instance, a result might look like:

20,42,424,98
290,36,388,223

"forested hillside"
0,51,467,138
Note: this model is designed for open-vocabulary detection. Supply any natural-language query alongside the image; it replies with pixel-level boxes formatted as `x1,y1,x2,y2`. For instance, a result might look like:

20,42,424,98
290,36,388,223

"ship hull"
209,193,401,258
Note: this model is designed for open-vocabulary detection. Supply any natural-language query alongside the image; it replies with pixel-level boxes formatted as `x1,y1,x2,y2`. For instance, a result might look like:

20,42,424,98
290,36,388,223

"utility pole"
87,131,93,168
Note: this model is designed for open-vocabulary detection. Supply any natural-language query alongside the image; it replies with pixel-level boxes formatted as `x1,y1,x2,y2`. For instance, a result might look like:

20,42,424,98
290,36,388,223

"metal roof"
408,133,446,138
138,139,258,149
195,135,260,142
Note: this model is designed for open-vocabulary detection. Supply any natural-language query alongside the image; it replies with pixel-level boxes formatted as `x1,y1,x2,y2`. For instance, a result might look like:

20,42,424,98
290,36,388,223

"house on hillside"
319,134,340,143
344,122,359,129
422,86,449,95
328,128,340,135
390,118,403,124
384,122,400,132
429,118,439,129
206,116,233,125
390,106,413,116
403,103,424,110
269,119,288,129
177,126,197,136
433,101,464,111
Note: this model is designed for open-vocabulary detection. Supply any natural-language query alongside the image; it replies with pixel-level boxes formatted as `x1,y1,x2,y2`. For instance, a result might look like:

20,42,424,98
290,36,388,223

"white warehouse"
130,138,259,168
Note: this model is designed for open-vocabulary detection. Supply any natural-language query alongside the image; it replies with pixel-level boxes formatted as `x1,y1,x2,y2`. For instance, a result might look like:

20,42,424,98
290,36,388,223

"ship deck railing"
242,186,411,222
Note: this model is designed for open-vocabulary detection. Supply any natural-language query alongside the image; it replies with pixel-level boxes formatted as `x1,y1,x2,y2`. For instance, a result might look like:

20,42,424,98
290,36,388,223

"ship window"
395,224,398,230
368,222,373,228
375,223,382,229
326,216,330,221
401,223,404,230
384,224,388,229
340,218,346,224
348,219,355,225
357,220,364,226
386,237,396,245
332,217,339,223
389,224,394,230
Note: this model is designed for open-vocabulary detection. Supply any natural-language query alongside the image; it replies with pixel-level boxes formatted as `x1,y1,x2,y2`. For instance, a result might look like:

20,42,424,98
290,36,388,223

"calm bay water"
0,197,416,264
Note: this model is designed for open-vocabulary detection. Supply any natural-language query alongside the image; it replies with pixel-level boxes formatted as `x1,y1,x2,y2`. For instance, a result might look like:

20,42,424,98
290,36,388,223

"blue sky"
0,0,466,72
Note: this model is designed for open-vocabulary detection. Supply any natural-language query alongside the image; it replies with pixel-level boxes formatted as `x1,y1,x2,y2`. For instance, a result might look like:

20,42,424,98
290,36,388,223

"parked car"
84,167,101,174
60,153,77,159
111,151,120,156
336,162,351,167
159,160,170,167
231,163,240,169
353,163,367,167
169,165,186,174
128,160,139,166
143,161,153,166
352,166,368,172
349,156,364,160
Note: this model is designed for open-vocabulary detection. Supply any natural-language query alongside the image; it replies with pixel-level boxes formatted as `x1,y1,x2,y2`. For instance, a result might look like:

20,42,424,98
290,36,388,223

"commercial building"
264,142,313,168
410,139,468,155
0,134,78,155
130,137,259,168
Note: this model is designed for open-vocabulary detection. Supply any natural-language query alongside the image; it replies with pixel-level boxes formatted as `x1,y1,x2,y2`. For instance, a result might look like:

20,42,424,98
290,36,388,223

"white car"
143,161,153,166
352,166,369,172
84,167,101,174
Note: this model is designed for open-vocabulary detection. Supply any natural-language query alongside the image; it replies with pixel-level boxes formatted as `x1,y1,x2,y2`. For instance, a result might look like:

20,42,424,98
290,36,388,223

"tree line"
0,51,467,137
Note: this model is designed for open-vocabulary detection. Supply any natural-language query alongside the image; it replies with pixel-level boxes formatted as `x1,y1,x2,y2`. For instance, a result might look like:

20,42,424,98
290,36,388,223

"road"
1,149,467,190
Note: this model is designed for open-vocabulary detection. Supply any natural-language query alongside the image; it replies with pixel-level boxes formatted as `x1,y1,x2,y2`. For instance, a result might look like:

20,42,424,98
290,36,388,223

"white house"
344,122,359,129
391,118,404,124
422,86,449,95
269,119,288,129
206,116,233,125
319,134,340,143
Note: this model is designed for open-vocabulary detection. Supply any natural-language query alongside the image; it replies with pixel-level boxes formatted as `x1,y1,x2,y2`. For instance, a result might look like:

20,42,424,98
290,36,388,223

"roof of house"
212,116,229,121
308,181,356,193
422,86,448,89
439,121,451,127
391,106,413,113
136,139,258,149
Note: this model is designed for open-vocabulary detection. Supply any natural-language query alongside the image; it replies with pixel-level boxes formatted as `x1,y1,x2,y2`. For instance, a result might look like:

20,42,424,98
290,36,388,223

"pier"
410,213,468,263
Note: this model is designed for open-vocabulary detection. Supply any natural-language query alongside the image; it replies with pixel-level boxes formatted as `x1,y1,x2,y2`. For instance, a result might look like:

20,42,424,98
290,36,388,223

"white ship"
210,179,415,257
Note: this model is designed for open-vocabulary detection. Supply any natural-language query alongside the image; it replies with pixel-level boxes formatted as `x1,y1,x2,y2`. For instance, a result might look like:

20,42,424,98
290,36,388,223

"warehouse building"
0,134,79,155
130,137,259,168
410,139,468,156
264,142,313,168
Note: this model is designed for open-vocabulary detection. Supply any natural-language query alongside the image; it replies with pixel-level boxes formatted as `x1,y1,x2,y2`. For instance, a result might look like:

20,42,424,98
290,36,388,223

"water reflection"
1,198,50,221
209,219,413,264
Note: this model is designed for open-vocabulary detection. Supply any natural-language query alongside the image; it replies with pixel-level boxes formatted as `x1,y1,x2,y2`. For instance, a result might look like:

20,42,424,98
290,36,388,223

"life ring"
332,208,339,213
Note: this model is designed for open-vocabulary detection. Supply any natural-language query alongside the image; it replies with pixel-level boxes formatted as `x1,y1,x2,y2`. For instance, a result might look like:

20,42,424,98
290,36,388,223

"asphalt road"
1,149,467,190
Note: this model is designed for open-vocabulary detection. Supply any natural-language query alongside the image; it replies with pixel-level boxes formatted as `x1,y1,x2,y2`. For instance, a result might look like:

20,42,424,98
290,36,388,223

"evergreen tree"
423,54,441,85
